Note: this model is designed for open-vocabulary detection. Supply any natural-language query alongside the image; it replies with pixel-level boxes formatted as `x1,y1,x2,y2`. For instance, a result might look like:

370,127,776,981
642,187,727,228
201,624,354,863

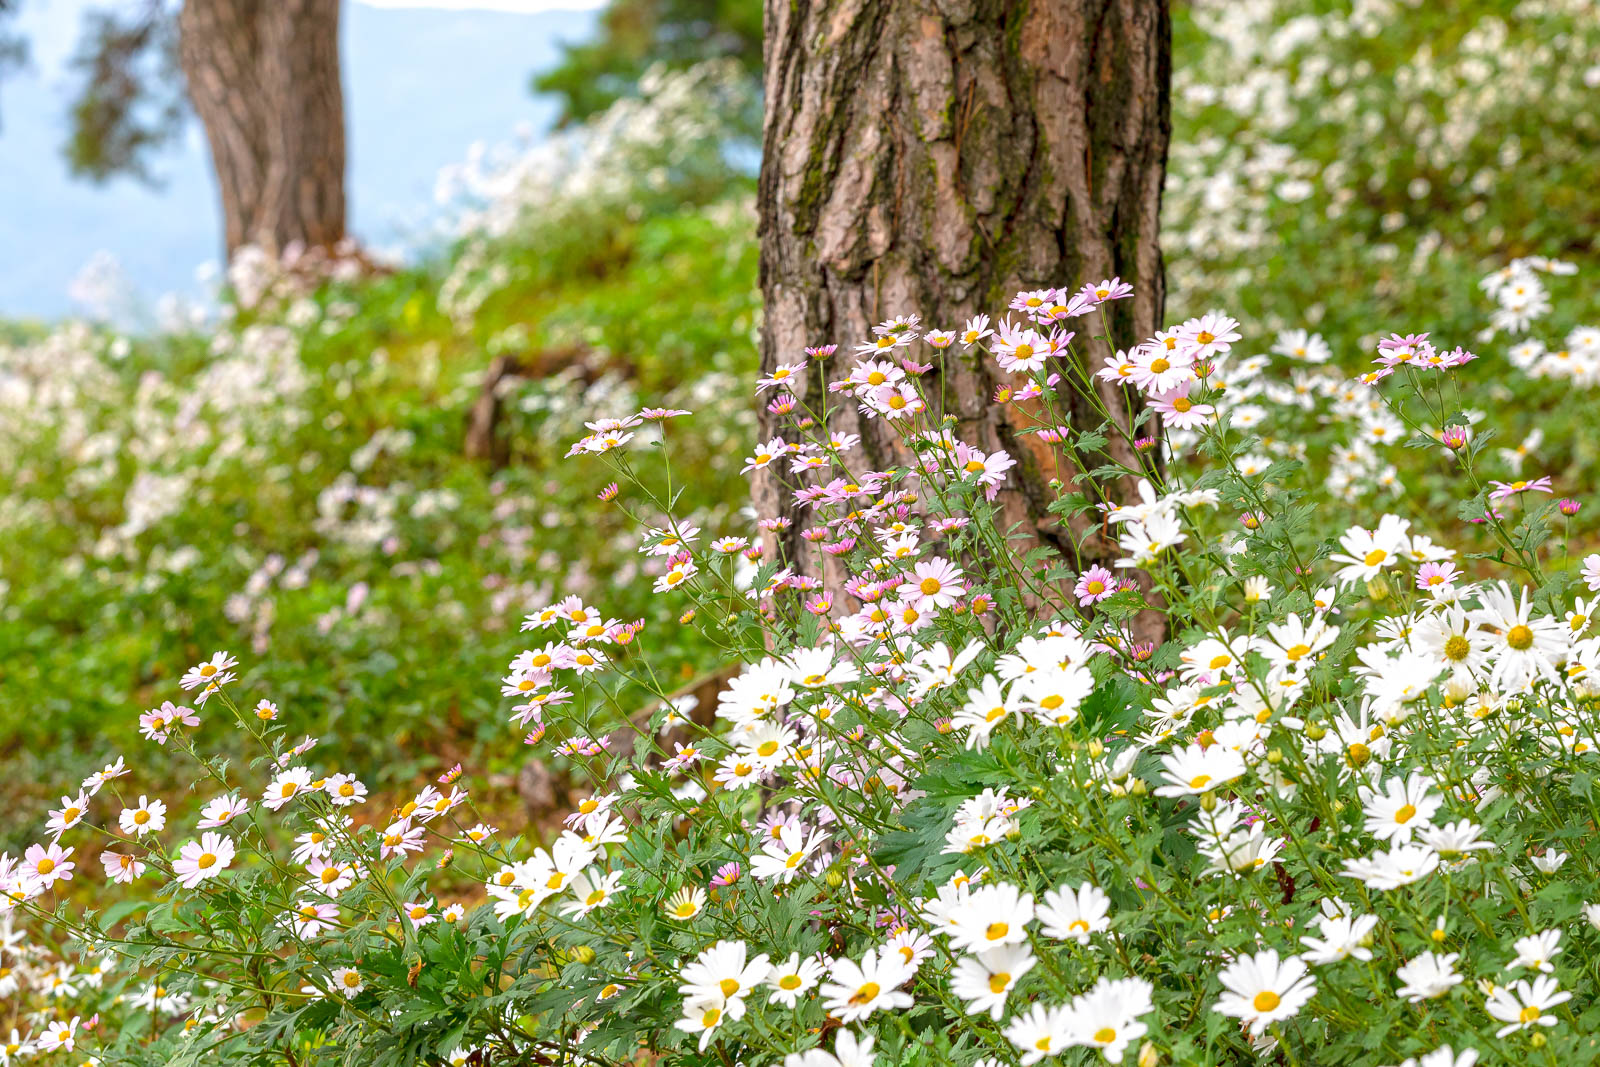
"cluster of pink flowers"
1360,333,1477,383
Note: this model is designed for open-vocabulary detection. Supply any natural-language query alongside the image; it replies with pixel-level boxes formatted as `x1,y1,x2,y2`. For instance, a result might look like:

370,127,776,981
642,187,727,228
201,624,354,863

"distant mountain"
0,0,598,320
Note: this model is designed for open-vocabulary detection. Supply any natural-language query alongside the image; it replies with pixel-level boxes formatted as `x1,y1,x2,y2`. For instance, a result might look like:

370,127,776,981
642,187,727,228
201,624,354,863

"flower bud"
1138,1042,1160,1067
825,869,844,889
1530,1033,1547,1049
1366,574,1390,601
1200,791,1217,812
1266,748,1283,765
571,945,596,965
1304,722,1327,741
1129,778,1149,797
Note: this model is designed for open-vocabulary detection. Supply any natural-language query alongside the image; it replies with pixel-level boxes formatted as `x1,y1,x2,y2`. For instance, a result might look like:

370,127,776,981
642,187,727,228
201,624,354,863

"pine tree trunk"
756,0,1170,607
177,0,346,259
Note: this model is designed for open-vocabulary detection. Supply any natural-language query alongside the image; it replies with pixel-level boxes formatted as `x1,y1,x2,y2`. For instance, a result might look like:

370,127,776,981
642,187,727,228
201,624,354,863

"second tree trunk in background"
178,0,346,259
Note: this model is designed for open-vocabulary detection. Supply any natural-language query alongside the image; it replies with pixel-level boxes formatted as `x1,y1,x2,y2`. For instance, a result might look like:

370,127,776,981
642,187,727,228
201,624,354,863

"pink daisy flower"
1074,565,1117,606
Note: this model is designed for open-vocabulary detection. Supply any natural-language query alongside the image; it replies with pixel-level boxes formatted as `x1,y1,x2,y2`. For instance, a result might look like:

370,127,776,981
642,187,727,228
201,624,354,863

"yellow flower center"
1363,549,1387,566
1253,991,1281,1012
988,973,1010,993
1189,774,1212,789
780,975,802,990
1507,625,1534,650
985,922,1008,941
197,853,217,870
1093,1027,1117,1044
849,982,880,1005
134,810,150,825
1394,804,1417,824
1285,644,1310,662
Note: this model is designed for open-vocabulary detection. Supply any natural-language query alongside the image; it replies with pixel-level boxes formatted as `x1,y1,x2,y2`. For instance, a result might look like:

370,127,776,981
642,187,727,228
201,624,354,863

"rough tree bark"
177,0,346,258
756,0,1171,608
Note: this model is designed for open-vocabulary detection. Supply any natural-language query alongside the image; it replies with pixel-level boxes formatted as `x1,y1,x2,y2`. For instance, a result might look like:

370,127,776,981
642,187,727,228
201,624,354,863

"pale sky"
0,0,597,318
